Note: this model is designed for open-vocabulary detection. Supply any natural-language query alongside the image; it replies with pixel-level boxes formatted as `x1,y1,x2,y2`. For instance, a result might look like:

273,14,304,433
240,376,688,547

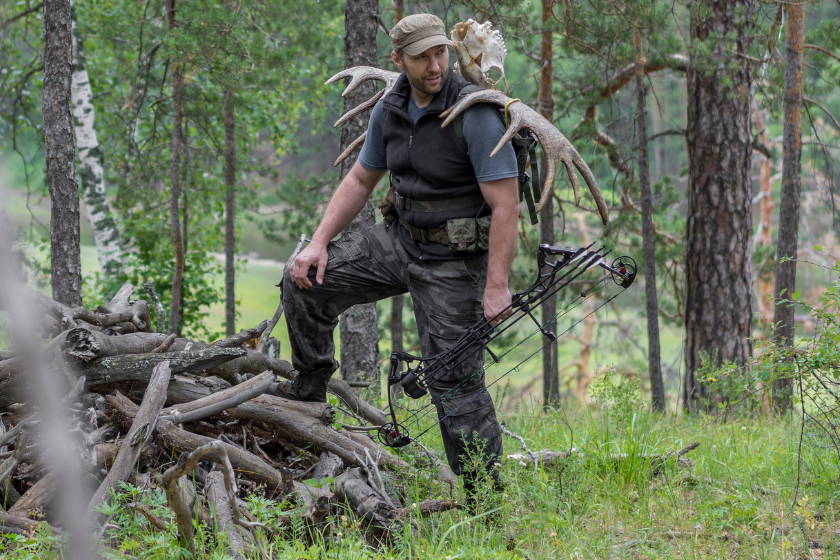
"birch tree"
70,5,123,278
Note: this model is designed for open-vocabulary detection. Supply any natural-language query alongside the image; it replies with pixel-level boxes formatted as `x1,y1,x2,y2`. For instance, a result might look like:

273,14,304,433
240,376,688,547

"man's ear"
391,51,403,70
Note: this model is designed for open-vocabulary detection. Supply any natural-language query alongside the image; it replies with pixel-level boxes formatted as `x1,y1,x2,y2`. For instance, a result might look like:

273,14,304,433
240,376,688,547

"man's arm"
478,176,520,325
290,161,387,289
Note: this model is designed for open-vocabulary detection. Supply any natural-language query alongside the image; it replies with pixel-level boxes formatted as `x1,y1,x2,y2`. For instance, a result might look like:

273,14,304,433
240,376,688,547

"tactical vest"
381,72,490,240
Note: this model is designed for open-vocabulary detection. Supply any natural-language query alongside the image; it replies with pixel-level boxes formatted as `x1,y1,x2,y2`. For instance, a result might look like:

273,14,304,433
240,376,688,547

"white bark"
71,5,123,276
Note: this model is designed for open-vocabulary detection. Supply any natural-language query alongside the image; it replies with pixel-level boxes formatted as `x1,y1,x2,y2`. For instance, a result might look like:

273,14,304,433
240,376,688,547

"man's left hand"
482,283,512,326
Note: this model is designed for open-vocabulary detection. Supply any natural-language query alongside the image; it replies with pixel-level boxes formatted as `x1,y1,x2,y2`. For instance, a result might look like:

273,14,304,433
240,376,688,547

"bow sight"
378,243,637,449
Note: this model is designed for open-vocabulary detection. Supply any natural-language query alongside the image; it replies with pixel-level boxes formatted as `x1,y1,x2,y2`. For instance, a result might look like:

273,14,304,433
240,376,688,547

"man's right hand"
290,241,328,289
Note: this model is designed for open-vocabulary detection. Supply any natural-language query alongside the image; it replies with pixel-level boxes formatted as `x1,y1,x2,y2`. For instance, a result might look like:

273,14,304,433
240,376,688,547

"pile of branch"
0,284,458,552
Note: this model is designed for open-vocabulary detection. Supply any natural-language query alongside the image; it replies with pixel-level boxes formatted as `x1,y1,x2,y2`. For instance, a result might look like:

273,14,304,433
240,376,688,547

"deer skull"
451,19,507,91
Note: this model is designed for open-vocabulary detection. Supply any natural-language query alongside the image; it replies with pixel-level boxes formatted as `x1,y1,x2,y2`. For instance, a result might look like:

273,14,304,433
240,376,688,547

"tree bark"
225,90,236,336
539,0,560,407
772,3,804,411
44,0,82,307
634,30,665,412
339,0,380,396
389,295,403,401
70,4,123,277
683,0,754,411
167,0,185,337
753,105,774,323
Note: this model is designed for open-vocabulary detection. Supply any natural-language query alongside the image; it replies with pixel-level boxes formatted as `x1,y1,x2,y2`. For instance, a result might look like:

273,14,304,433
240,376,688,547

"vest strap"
393,191,485,213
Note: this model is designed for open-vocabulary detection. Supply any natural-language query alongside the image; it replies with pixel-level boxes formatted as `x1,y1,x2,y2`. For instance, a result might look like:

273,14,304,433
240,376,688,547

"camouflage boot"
271,361,338,403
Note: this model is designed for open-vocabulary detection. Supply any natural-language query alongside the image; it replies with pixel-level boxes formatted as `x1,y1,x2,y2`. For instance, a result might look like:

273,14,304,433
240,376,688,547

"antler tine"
442,90,610,224
324,67,400,98
334,89,385,128
572,152,609,225
334,131,367,167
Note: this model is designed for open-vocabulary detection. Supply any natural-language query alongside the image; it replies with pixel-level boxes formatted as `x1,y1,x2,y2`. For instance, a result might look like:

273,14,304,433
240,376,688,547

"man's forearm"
311,165,380,246
485,205,518,289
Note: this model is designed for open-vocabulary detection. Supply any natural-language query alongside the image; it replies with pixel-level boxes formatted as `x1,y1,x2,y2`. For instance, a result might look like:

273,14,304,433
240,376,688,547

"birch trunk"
339,0,380,396
70,5,123,277
539,0,560,407
772,3,804,410
683,0,754,411
44,0,82,307
634,30,665,412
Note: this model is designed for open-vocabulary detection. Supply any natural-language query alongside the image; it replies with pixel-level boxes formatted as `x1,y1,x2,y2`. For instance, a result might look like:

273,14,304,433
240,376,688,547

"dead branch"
127,502,168,531
86,361,171,521
206,470,249,559
211,320,269,348
0,428,29,486
803,44,840,64
161,370,274,424
142,281,167,333
0,510,62,537
7,473,57,519
151,334,177,353
334,469,398,537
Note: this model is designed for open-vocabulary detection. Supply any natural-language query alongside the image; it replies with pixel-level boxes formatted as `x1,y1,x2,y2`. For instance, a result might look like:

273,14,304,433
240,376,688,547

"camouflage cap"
390,14,450,56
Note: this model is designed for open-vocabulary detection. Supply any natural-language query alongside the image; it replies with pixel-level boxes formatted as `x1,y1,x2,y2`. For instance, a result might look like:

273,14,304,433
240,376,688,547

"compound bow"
378,243,637,449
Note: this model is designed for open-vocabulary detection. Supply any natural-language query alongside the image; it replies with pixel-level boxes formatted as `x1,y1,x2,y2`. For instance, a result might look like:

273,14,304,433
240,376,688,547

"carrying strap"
452,85,541,225
394,191,485,213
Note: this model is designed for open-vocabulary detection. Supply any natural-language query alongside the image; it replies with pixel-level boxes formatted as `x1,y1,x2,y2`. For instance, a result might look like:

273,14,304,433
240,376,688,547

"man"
275,13,519,499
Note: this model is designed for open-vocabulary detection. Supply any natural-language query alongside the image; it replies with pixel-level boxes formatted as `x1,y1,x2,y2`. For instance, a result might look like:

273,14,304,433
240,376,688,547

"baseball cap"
390,14,450,56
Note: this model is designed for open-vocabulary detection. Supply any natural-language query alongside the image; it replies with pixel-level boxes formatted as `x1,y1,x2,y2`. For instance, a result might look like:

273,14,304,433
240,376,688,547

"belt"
398,219,450,245
393,191,485,213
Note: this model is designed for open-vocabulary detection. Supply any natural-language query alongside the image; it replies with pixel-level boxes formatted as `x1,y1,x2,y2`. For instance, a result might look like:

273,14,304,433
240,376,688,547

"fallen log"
0,510,63,536
80,348,246,388
86,361,171,521
507,441,701,473
334,469,398,538
21,283,151,333
312,451,344,482
7,473,57,519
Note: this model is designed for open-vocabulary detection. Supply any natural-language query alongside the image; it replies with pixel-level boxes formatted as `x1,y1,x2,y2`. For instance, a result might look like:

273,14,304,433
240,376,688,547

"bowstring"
412,277,625,440
393,272,616,432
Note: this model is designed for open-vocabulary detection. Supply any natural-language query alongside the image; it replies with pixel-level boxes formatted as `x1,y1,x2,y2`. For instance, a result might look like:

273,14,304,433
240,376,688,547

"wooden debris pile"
0,283,458,555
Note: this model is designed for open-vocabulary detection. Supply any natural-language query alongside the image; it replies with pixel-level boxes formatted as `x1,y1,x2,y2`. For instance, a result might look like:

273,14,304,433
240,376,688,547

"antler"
325,66,401,166
440,90,609,225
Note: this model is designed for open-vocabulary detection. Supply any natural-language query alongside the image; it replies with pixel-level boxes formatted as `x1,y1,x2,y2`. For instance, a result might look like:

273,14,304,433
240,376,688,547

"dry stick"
7,473,59,518
160,370,274,424
355,448,395,509
0,417,36,449
163,442,269,558
211,320,269,348
86,361,171,522
500,423,528,452
206,471,248,560
143,280,167,334
0,429,28,485
151,333,177,353
257,233,307,354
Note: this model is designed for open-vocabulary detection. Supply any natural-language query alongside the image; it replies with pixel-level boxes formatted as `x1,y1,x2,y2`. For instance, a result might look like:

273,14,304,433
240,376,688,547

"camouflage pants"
281,221,503,476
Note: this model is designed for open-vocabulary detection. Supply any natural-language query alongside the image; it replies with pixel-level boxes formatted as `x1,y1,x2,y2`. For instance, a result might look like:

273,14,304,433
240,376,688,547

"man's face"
392,45,450,97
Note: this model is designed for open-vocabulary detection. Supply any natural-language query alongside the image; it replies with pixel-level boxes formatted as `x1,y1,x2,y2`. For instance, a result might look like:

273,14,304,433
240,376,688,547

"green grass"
3,399,835,559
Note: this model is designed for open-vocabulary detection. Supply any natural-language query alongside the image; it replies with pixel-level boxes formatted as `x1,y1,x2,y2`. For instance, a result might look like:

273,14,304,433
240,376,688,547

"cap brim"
402,36,451,56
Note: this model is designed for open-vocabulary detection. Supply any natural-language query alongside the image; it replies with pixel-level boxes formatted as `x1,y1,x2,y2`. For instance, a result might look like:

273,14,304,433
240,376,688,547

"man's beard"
405,65,448,97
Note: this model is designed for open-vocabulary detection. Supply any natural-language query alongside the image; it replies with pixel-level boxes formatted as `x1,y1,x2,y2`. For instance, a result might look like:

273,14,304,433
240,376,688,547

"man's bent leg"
279,223,407,401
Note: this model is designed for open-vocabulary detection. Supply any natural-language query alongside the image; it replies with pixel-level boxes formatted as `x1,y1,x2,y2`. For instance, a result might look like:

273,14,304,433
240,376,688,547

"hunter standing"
275,13,520,502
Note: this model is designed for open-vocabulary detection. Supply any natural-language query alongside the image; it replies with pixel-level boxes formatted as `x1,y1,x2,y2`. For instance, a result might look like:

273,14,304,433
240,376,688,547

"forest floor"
3,398,836,559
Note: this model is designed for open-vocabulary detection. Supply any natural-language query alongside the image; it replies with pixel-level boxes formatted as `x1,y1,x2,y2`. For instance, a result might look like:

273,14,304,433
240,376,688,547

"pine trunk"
634,30,665,412
772,3,804,411
225,91,236,337
44,0,82,307
167,0,185,337
70,5,123,277
338,0,380,395
683,0,754,412
539,0,560,407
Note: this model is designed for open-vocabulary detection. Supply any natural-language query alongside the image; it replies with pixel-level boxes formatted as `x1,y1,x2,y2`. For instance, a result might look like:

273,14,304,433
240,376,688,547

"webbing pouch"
445,216,492,253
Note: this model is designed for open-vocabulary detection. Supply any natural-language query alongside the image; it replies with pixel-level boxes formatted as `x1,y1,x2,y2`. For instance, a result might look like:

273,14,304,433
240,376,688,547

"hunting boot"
271,360,338,403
